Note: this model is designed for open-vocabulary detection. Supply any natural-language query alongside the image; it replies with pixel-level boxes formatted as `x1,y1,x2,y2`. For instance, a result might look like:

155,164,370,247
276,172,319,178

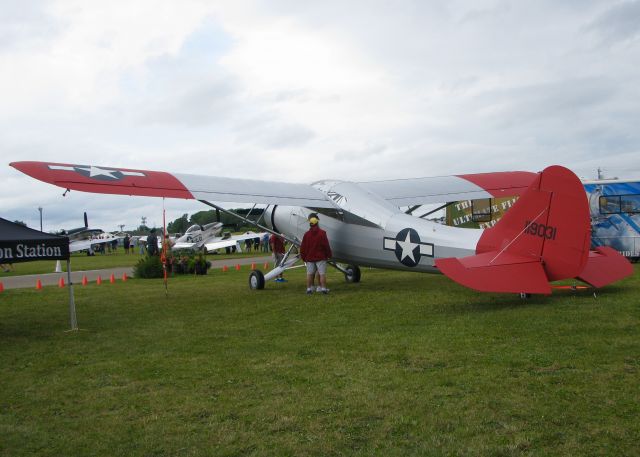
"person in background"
269,233,287,282
147,229,158,256
123,234,130,254
299,213,332,294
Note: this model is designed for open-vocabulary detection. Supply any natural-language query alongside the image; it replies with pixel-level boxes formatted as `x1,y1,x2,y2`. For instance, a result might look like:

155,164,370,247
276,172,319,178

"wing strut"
418,202,455,219
198,200,300,246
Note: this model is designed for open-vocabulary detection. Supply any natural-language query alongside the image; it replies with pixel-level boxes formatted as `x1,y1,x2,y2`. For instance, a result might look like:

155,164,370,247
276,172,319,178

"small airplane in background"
57,212,122,254
169,222,266,253
171,222,223,250
11,161,633,295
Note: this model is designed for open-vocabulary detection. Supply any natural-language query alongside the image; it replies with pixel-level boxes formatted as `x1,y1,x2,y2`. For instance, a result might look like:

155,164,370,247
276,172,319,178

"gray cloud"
140,79,239,126
0,0,58,50
586,1,640,45
2,1,640,230
233,116,315,149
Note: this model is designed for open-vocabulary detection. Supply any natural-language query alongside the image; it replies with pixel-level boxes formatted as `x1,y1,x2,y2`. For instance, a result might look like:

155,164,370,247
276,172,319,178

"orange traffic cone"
110,273,115,284
82,275,88,286
0,281,4,292
235,264,241,271
122,272,128,281
96,276,102,285
222,265,228,272
251,263,256,270
58,277,65,288
263,262,269,269
36,279,42,290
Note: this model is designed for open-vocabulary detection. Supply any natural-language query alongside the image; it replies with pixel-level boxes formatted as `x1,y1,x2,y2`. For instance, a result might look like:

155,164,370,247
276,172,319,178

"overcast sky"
3,0,640,231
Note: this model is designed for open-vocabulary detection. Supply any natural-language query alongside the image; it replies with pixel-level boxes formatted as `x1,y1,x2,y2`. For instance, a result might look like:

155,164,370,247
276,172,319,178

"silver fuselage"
265,181,481,272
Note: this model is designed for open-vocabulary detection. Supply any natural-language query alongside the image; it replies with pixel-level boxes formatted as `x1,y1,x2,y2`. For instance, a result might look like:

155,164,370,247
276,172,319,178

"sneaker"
321,288,330,294
275,278,283,283
280,278,288,282
306,288,314,294
316,286,322,292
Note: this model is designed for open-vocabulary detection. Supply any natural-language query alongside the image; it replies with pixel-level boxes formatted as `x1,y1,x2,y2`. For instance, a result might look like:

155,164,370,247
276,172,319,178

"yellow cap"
309,217,319,225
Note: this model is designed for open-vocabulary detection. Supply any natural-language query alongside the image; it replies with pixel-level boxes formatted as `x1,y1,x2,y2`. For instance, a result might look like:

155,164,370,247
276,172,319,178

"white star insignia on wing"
88,166,118,178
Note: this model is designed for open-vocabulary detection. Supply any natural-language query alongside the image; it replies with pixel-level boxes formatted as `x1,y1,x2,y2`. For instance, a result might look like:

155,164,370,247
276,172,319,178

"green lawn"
0,266,638,456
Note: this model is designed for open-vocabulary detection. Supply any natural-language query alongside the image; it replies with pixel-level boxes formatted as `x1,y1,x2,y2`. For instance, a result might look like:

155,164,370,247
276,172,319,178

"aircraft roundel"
383,228,434,267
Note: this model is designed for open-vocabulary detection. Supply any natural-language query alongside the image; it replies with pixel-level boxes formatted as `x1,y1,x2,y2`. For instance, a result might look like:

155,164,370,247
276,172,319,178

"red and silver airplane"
10,161,632,294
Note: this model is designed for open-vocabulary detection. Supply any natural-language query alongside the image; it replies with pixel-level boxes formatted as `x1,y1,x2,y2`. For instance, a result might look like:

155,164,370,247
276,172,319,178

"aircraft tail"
436,165,632,294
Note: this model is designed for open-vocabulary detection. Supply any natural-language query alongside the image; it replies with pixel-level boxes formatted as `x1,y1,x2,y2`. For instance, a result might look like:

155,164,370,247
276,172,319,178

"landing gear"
344,265,361,283
519,293,531,299
249,270,265,290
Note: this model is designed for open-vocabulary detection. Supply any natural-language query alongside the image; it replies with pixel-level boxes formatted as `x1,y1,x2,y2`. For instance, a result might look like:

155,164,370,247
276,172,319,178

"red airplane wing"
10,161,194,199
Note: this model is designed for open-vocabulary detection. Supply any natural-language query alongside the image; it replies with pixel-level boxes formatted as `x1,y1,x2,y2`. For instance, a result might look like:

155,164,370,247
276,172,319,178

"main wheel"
249,270,265,290
344,265,361,283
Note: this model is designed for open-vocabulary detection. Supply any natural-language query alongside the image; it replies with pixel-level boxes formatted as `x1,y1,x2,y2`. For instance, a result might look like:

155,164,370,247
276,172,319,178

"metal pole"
67,259,78,331
38,207,43,232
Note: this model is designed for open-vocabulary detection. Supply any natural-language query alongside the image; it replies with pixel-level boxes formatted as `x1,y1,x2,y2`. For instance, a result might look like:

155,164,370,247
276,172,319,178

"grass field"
1,265,638,456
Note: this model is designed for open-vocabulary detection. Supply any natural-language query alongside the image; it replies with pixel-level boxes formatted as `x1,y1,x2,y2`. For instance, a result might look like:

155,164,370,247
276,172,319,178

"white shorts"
306,260,327,275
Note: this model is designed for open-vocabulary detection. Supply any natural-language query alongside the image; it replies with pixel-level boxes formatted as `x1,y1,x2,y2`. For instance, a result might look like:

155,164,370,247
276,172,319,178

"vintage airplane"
169,222,266,253
10,161,633,294
57,212,122,254
171,222,224,250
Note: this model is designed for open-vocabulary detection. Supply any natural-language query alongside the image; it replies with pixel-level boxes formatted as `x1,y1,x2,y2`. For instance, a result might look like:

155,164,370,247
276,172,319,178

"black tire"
249,270,265,290
344,265,361,283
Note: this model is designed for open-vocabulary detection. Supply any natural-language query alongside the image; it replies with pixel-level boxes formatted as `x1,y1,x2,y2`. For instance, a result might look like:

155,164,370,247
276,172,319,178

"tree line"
166,208,265,235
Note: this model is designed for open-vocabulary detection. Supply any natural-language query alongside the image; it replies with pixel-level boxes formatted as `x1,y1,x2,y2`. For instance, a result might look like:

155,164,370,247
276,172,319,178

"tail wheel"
344,265,361,283
249,270,265,290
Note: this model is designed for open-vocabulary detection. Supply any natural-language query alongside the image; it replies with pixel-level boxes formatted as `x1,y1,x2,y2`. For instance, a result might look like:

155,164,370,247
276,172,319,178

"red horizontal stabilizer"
436,251,552,294
576,247,633,288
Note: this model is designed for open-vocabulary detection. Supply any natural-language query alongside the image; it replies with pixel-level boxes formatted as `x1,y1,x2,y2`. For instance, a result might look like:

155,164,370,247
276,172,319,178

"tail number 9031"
524,221,557,240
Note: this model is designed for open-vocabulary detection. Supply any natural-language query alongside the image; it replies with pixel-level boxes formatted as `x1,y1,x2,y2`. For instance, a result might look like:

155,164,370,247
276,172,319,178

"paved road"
0,256,272,290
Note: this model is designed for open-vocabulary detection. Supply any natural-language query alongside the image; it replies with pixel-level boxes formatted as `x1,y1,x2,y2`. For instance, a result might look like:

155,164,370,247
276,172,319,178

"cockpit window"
310,207,379,228
312,208,344,221
185,225,200,233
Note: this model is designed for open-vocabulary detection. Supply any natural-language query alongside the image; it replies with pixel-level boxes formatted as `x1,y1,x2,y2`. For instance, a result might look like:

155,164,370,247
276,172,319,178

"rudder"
476,165,590,281
436,165,591,294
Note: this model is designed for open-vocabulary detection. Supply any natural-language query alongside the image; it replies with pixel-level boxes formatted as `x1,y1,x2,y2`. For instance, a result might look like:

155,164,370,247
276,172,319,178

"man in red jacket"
299,213,333,294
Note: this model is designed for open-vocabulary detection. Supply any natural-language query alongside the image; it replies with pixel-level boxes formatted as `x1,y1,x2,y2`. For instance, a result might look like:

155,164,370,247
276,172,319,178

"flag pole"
162,198,168,297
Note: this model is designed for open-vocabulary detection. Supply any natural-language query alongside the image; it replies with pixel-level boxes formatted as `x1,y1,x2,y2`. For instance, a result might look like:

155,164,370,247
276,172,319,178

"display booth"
0,217,77,330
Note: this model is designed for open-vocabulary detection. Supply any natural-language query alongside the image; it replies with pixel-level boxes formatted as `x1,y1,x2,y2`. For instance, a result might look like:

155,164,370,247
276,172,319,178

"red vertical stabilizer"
436,165,593,294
